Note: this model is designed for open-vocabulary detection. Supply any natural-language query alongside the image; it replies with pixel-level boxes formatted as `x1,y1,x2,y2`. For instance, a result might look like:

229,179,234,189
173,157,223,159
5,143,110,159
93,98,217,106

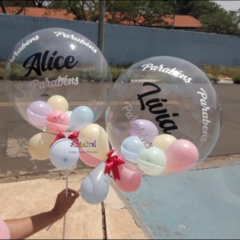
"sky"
215,1,240,11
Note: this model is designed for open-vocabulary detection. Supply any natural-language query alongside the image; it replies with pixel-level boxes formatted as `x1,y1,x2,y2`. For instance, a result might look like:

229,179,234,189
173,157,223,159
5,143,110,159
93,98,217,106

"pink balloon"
46,110,69,134
115,162,142,193
165,139,199,173
80,149,102,167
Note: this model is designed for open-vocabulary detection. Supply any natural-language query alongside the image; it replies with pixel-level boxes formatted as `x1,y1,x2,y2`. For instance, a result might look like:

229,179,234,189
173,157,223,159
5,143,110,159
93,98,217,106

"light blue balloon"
80,162,109,205
121,136,145,163
50,139,79,170
105,108,109,124
69,106,94,131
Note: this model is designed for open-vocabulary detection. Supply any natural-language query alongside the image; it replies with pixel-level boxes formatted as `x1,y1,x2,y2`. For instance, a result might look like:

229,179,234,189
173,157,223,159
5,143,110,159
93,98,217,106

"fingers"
71,191,80,201
59,188,79,201
67,188,79,195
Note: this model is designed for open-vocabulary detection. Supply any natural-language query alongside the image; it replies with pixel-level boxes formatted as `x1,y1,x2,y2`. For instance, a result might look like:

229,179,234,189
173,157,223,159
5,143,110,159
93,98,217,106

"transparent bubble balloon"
107,56,221,175
5,28,111,134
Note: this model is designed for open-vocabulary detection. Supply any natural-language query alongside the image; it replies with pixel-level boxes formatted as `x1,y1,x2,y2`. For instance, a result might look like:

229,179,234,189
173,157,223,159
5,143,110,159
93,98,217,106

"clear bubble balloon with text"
107,56,221,175
5,28,111,135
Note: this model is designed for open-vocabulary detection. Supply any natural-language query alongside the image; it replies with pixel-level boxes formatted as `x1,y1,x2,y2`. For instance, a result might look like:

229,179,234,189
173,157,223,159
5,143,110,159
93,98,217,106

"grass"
1,60,240,83
208,75,220,83
110,67,125,82
201,65,240,79
233,74,240,84
0,60,126,82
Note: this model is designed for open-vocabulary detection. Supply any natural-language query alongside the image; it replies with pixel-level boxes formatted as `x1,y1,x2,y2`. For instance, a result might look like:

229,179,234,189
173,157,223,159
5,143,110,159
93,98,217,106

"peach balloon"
80,149,102,167
78,124,109,161
28,132,56,160
152,134,177,152
47,95,69,112
165,139,199,173
115,162,142,193
46,110,69,134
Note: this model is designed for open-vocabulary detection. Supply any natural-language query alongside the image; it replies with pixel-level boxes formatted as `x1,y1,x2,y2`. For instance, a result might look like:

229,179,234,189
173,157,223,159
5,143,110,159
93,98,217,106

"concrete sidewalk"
0,172,147,239
124,165,240,239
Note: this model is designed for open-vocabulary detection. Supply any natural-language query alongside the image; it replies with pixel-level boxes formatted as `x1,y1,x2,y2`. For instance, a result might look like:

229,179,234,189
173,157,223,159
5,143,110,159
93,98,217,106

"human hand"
51,188,79,220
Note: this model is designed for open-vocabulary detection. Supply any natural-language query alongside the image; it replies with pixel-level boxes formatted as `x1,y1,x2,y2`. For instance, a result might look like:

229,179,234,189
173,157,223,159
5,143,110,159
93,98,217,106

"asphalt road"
0,82,239,176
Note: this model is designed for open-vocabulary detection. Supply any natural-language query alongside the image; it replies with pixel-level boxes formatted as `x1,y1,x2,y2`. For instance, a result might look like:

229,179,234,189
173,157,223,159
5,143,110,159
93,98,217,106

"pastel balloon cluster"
77,124,142,204
79,120,200,206
120,127,199,176
27,95,94,134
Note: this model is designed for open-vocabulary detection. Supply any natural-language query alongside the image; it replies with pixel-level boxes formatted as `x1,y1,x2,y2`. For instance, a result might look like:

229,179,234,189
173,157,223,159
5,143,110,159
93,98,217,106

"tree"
36,0,240,36
0,0,49,15
48,0,100,21
48,0,173,26
172,0,240,36
199,9,240,36
105,1,174,27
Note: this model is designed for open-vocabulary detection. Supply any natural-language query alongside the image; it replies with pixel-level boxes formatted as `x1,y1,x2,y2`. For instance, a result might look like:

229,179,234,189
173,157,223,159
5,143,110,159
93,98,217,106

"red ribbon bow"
104,149,125,181
50,131,79,148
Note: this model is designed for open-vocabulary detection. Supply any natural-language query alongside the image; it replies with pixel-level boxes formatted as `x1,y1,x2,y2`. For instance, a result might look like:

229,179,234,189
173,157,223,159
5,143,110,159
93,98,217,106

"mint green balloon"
138,147,167,176
65,111,72,120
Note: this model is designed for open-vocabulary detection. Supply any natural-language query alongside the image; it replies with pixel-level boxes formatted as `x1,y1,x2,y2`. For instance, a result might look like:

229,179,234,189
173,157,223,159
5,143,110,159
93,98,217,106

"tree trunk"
16,6,24,15
0,1,7,13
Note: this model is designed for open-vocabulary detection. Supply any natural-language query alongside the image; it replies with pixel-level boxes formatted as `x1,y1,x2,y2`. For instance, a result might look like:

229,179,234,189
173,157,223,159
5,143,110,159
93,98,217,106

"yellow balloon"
47,95,69,112
78,124,109,161
152,134,177,152
28,133,56,160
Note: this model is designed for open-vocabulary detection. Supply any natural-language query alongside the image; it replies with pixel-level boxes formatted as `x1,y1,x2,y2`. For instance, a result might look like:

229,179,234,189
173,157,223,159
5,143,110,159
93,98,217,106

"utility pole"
98,0,105,52
173,0,177,28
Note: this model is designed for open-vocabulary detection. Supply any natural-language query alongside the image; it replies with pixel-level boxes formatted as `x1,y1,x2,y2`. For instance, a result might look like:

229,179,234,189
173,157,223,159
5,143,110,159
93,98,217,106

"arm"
5,188,79,240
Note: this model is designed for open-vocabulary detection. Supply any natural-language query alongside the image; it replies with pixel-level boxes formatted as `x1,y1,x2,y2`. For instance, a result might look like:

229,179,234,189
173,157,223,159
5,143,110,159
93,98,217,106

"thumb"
71,192,80,201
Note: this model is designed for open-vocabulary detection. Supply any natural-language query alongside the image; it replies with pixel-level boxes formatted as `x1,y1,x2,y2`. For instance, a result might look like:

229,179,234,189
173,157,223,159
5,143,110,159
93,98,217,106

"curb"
212,80,234,84
110,180,154,240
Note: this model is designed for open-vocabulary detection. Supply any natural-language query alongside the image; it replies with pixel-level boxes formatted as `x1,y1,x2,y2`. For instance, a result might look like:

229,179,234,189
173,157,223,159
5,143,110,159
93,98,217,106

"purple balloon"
27,101,52,127
129,119,159,143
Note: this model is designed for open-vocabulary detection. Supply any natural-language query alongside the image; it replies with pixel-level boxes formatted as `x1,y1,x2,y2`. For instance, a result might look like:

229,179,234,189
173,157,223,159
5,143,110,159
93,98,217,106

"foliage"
2,0,240,36
1,61,240,82
209,75,220,83
202,65,240,79
233,74,240,84
172,0,240,36
110,67,125,82
47,0,240,36
105,1,173,27
0,0,49,15
48,0,100,21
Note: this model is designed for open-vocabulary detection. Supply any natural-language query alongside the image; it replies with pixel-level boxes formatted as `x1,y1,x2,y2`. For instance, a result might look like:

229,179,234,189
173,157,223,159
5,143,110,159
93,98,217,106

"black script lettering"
54,56,65,70
65,56,78,69
23,52,41,77
47,51,58,70
41,51,49,71
23,50,78,77
137,82,161,110
137,82,179,135
159,120,178,134
146,99,165,114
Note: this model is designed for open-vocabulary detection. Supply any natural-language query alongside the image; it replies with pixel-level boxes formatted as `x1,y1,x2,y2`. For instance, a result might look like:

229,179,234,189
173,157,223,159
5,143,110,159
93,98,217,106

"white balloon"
50,138,79,170
80,162,109,204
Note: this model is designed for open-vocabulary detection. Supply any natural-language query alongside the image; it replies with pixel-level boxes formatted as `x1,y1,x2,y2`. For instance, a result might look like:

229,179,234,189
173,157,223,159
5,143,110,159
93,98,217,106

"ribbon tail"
104,161,113,175
112,164,121,181
107,149,115,158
